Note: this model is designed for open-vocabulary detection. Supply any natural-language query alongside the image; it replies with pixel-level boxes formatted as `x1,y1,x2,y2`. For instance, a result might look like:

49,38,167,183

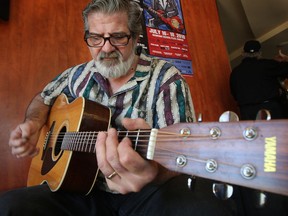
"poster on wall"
137,0,193,75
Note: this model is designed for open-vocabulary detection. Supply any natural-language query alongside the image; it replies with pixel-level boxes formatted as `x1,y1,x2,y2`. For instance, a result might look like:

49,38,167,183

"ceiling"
216,0,288,67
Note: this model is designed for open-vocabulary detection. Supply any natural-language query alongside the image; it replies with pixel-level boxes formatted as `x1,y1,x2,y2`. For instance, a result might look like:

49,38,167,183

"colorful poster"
139,0,193,75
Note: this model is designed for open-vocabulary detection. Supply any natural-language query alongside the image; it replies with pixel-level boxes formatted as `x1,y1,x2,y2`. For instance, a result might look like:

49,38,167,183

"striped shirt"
41,51,195,192
41,52,195,129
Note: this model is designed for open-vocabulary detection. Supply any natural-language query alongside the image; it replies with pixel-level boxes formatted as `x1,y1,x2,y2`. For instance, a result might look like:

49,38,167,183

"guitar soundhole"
54,126,67,156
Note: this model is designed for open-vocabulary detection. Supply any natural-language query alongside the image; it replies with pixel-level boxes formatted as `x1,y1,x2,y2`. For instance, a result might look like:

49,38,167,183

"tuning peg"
256,109,271,120
252,190,267,208
197,113,202,122
211,111,238,200
242,110,270,208
187,176,196,191
212,183,233,200
219,111,239,122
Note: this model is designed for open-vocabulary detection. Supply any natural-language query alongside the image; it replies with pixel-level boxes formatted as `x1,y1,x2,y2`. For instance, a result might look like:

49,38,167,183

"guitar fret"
72,132,76,151
134,129,140,150
78,132,82,151
69,132,73,150
67,132,70,150
91,132,95,153
76,132,80,151
65,133,68,150
88,132,92,152
69,133,73,150
86,132,93,153
64,132,68,150
77,132,81,151
83,132,88,152
75,132,85,152
62,133,66,150
92,132,96,153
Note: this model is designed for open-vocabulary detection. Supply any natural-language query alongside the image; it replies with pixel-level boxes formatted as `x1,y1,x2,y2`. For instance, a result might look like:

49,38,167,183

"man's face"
87,11,137,78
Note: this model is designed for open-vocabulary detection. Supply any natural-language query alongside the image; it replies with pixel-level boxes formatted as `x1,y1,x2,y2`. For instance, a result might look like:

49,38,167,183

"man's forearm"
24,93,51,129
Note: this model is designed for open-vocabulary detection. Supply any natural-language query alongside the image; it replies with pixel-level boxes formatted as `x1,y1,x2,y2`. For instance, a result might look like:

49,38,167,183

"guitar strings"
42,130,245,170
45,130,244,147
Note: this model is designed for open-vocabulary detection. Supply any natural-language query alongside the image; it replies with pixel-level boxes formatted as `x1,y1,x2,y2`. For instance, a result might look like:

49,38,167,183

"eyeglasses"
84,32,132,47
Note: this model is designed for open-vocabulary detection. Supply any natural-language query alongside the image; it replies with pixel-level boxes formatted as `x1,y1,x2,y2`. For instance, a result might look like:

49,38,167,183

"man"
230,40,288,215
230,40,288,120
0,0,236,215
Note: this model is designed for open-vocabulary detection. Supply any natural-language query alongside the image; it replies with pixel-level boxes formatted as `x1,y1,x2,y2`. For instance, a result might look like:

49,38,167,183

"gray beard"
95,49,136,79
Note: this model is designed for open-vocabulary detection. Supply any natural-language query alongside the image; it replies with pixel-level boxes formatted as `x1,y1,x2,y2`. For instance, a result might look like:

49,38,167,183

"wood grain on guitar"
27,94,111,195
27,94,288,196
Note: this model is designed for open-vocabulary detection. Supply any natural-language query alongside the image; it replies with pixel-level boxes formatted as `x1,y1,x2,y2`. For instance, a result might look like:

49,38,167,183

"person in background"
230,40,288,120
0,0,236,215
230,40,288,215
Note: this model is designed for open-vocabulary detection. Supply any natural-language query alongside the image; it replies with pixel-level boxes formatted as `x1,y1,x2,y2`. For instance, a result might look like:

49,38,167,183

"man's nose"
101,38,116,53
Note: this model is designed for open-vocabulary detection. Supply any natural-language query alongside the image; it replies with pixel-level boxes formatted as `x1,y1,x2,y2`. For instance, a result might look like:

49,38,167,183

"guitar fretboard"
58,130,153,159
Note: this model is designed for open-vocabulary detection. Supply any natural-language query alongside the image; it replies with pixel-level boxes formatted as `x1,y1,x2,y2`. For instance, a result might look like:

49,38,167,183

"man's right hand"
9,120,41,158
8,93,51,158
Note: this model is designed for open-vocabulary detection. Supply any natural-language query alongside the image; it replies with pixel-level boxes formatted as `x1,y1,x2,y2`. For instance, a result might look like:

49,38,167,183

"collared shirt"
41,52,195,129
41,52,195,193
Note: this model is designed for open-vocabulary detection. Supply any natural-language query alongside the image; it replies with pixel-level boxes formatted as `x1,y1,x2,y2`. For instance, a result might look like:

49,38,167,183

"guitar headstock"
154,119,288,196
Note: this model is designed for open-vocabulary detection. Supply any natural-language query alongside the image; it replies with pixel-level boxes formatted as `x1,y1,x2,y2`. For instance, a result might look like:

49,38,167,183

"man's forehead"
87,11,129,30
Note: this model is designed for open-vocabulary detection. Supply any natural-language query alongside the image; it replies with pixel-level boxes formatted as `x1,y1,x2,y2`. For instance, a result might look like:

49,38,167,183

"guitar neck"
60,119,288,196
60,130,151,157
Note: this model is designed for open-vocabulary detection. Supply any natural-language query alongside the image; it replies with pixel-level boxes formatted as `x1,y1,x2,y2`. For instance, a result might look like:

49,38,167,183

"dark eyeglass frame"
84,31,132,47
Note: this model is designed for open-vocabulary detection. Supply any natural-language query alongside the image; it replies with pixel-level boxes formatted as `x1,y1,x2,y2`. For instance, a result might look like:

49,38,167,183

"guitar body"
27,94,111,195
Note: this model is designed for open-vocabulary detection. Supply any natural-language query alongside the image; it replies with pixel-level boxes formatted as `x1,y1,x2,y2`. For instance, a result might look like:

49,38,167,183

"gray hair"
82,0,143,39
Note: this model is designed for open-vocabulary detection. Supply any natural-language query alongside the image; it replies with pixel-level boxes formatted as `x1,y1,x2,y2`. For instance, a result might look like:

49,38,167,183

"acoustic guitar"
27,94,288,196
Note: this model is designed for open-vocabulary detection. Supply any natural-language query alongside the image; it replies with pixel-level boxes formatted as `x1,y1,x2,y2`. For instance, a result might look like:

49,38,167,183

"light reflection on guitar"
27,94,288,196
